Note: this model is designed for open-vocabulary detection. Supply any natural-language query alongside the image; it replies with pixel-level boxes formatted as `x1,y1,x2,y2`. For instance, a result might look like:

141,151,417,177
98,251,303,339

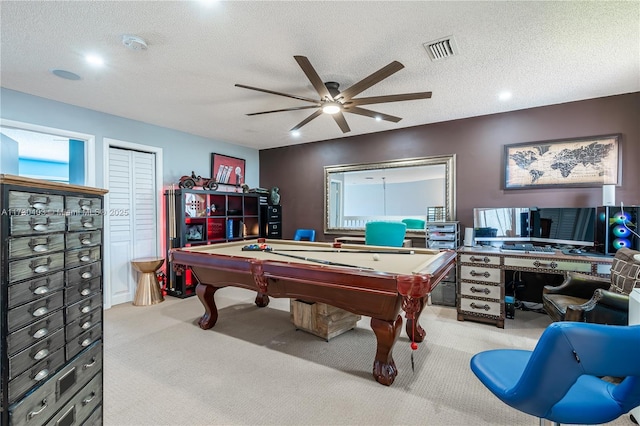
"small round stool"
131,257,165,306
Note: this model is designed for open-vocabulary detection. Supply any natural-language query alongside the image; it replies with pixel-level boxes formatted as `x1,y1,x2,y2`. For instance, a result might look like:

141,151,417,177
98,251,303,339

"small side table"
131,257,165,306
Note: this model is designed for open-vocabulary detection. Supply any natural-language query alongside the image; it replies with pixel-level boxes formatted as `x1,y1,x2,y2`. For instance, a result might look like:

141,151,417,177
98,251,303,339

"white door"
105,144,161,307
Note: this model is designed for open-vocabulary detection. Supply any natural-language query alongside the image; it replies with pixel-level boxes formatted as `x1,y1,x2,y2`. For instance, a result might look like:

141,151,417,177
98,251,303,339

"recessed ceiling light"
85,54,104,66
50,69,81,80
499,91,512,101
291,130,301,137
122,34,148,51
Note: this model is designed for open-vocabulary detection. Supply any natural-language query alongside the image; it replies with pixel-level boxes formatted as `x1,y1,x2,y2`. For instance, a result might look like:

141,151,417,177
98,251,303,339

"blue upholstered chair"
293,229,316,241
401,218,426,230
470,322,640,425
365,221,407,247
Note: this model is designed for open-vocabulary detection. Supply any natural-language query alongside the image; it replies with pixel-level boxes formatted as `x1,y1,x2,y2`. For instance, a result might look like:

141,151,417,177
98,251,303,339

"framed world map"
503,134,620,189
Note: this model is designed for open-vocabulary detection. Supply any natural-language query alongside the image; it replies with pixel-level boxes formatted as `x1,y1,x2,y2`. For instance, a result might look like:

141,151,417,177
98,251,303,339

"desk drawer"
9,191,64,211
8,291,64,332
504,257,591,273
460,254,501,266
9,234,65,259
67,214,103,232
65,277,102,305
65,246,101,269
10,215,66,237
8,311,65,356
459,296,501,317
460,282,501,301
66,231,102,250
8,271,65,308
460,265,501,283
9,253,65,283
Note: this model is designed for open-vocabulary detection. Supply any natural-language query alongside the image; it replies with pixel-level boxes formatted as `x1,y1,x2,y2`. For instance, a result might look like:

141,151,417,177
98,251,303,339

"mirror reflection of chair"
401,218,425,230
470,322,640,426
365,221,407,247
542,248,640,325
293,229,316,242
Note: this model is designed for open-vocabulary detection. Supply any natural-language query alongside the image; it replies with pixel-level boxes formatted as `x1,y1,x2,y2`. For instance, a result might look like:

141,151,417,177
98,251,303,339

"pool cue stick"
266,251,374,270
273,249,415,254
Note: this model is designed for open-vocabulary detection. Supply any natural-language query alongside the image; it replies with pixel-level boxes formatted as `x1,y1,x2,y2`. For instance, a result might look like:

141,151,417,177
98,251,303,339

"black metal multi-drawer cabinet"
260,204,282,239
0,175,106,426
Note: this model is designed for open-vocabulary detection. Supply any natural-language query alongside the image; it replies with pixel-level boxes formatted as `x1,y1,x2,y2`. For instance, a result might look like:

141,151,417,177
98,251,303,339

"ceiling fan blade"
335,61,404,102
344,106,402,123
235,83,318,104
246,105,320,116
348,92,432,106
294,56,332,100
332,112,351,133
291,109,323,132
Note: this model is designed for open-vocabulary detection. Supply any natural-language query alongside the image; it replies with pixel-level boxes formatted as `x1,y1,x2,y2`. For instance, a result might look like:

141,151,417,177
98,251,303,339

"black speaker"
595,206,640,255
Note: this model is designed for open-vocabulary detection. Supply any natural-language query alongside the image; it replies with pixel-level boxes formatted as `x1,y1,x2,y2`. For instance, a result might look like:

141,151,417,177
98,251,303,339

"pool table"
170,239,456,385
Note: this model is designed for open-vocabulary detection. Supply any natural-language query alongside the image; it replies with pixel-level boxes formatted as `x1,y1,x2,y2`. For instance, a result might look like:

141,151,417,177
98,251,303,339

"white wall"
0,88,259,188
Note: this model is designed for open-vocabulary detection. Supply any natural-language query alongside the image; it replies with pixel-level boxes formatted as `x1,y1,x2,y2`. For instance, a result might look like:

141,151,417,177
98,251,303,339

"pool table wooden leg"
405,296,427,343
196,283,220,330
371,315,402,386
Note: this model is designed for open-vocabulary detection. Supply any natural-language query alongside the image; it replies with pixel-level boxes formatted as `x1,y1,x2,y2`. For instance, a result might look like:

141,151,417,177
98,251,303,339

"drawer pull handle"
34,265,49,273
33,244,49,253
33,286,50,295
533,260,558,269
33,369,49,381
469,270,490,278
80,255,92,262
81,305,92,314
81,238,92,245
469,256,491,263
27,398,48,420
32,223,49,232
81,338,92,347
33,348,49,361
80,288,92,296
470,302,491,311
33,328,48,339
470,286,491,295
83,357,97,369
81,321,92,330
82,218,95,228
81,272,93,279
82,391,97,406
32,307,49,317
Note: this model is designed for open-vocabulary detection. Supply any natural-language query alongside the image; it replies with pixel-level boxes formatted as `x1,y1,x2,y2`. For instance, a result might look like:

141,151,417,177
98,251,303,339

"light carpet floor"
103,287,634,426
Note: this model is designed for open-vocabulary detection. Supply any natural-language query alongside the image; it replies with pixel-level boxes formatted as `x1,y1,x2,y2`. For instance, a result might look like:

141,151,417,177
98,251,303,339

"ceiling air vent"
423,36,458,61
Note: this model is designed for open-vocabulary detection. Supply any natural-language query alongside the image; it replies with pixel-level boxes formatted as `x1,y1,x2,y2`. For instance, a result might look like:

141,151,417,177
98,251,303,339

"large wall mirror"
324,155,456,234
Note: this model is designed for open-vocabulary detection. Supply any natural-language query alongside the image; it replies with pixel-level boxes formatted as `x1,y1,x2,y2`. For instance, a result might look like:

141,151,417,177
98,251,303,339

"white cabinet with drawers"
456,246,613,328
0,175,106,426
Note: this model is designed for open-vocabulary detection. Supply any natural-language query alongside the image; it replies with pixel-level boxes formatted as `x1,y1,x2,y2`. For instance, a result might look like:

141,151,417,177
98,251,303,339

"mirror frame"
324,155,456,235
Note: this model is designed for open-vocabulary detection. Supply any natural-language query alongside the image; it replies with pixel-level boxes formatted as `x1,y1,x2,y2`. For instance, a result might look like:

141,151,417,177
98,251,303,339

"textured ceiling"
1,1,638,150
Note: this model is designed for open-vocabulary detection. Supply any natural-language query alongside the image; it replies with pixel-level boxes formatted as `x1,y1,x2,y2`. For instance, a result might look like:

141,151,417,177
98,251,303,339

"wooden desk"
334,236,413,247
170,239,455,385
456,246,613,328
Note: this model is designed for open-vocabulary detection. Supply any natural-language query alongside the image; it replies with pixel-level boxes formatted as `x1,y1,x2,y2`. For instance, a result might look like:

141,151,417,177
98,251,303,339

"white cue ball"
372,254,381,261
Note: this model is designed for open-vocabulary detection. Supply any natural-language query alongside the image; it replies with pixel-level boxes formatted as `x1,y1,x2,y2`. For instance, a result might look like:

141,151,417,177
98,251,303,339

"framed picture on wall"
503,134,620,189
211,153,245,188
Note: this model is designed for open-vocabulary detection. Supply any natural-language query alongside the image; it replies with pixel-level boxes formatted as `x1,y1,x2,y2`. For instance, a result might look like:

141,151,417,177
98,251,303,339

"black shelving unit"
165,188,261,298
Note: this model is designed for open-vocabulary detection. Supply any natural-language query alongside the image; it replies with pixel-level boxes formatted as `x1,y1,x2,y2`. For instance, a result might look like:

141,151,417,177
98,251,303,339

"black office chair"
293,229,316,241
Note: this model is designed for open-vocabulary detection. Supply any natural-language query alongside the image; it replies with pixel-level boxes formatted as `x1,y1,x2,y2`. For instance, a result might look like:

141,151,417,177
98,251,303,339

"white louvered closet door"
107,147,157,305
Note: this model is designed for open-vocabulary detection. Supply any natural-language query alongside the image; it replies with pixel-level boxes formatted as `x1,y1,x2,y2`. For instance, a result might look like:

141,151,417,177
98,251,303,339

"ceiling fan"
235,56,432,134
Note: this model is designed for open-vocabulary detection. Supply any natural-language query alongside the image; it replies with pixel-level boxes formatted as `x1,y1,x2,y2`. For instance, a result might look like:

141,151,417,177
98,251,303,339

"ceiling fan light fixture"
322,102,341,114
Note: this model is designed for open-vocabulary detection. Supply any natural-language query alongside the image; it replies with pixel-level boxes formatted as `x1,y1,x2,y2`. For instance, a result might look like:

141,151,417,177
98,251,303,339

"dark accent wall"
259,93,640,241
